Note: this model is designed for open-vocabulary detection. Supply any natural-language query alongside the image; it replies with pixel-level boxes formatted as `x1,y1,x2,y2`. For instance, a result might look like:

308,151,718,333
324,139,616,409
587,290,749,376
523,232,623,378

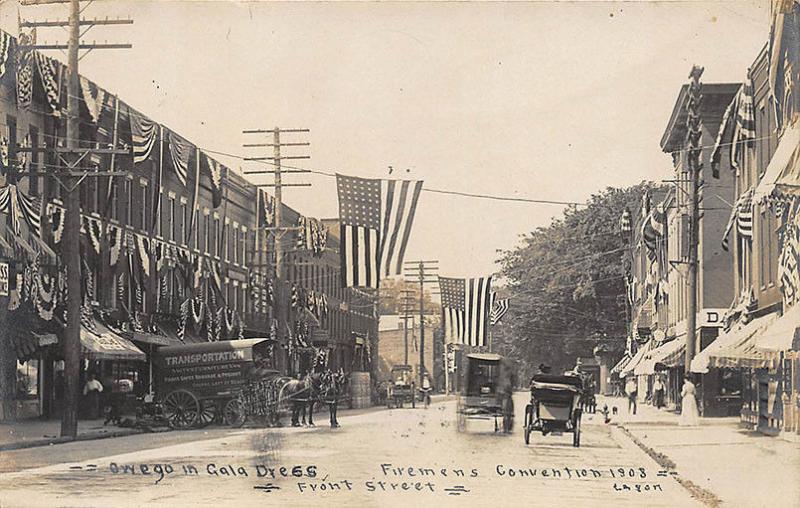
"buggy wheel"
163,390,200,429
196,400,217,428
524,405,532,445
224,399,246,427
573,413,581,447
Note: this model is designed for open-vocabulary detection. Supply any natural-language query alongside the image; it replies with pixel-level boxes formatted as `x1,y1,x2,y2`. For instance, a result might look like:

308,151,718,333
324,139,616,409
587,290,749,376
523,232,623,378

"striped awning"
634,338,685,375
81,321,146,362
691,313,779,373
755,304,800,355
610,354,633,376
620,340,656,377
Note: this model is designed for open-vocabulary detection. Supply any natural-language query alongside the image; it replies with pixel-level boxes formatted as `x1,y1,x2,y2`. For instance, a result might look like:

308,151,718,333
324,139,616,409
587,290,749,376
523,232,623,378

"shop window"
169,197,176,241
16,360,38,399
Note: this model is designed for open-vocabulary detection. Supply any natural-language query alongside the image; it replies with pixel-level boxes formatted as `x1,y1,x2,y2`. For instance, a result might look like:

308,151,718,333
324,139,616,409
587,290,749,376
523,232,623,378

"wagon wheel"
224,399,246,427
524,405,532,445
573,413,582,448
196,400,218,428
163,389,200,429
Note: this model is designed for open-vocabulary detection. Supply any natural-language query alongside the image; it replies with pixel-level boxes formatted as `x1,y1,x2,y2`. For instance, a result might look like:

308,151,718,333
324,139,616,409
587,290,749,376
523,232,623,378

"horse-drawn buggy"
154,338,281,428
523,373,583,447
386,365,416,409
456,353,514,433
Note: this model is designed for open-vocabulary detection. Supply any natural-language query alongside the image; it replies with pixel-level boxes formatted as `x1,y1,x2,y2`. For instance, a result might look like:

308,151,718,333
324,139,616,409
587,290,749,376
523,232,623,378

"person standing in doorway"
653,375,665,409
83,373,104,420
625,375,637,415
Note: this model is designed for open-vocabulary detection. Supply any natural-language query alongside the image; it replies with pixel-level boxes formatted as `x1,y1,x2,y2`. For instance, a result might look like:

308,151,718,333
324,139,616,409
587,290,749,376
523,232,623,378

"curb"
614,423,723,508
0,427,145,452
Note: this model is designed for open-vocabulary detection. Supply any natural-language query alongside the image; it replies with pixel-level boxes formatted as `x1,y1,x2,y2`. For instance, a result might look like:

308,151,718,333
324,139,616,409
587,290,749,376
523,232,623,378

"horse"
278,369,348,428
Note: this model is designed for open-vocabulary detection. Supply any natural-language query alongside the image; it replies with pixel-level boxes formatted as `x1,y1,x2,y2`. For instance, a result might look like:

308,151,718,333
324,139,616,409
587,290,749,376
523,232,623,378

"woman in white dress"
679,376,700,426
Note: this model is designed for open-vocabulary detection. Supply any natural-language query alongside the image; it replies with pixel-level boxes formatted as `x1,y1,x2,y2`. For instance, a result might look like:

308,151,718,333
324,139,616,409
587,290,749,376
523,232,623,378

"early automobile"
523,373,584,447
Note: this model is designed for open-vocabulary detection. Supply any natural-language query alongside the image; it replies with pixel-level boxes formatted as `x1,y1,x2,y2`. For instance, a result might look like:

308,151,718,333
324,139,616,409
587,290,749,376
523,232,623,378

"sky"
0,0,772,279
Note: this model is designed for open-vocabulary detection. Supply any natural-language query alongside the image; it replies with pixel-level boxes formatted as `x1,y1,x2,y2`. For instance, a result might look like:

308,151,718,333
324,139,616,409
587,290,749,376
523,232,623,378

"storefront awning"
755,304,800,354
619,340,655,377
634,338,685,375
610,354,632,376
81,321,146,362
752,124,800,202
690,313,779,373
131,331,179,346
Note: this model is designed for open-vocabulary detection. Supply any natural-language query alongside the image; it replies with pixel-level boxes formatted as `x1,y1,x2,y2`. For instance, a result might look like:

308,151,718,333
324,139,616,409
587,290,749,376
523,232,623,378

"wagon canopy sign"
163,349,250,367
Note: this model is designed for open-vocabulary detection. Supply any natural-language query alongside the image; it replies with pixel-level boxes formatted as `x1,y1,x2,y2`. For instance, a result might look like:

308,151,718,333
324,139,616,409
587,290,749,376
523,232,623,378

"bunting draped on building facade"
779,198,800,307
336,174,423,288
0,184,40,236
257,188,276,228
439,275,493,347
130,108,158,165
15,27,34,110
167,130,192,186
34,52,62,115
297,216,327,256
79,76,107,124
0,32,11,79
201,152,225,209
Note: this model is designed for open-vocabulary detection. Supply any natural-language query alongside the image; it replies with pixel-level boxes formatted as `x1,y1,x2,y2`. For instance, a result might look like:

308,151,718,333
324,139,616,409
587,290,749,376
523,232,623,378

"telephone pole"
399,288,417,366
403,260,438,385
19,0,131,438
685,66,704,374
242,128,309,373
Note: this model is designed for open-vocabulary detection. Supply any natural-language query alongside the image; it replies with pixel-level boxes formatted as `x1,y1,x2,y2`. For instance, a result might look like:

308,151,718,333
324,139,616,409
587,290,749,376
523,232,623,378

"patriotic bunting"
82,216,102,255
439,276,493,347
34,52,62,115
619,207,632,235
79,76,107,124
257,189,276,228
16,28,35,110
130,108,158,165
768,0,800,131
135,234,151,277
297,216,327,256
0,32,11,80
779,199,800,307
336,174,423,288
0,184,40,236
167,130,192,186
202,152,225,208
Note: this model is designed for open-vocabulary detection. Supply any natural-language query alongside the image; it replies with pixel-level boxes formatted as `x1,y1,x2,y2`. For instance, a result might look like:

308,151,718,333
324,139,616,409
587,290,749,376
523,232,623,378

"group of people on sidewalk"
624,374,699,426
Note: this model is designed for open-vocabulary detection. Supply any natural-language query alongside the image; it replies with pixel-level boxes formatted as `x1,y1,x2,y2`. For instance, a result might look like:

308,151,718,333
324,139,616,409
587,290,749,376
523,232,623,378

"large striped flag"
439,276,493,347
336,174,423,288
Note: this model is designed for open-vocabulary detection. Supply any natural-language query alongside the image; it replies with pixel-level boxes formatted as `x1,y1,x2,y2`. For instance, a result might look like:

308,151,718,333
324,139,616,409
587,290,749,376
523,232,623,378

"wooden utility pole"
242,128,309,373
20,0,131,437
399,288,416,366
685,66,704,374
403,260,438,385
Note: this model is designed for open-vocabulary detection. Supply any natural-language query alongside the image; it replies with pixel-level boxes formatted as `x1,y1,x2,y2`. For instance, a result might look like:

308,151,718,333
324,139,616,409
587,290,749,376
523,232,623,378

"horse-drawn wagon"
154,338,280,428
456,353,513,432
386,365,416,409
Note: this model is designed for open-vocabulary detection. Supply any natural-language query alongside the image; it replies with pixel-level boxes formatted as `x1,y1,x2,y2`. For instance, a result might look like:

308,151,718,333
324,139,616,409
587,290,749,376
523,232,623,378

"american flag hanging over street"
336,174,423,288
439,276,493,347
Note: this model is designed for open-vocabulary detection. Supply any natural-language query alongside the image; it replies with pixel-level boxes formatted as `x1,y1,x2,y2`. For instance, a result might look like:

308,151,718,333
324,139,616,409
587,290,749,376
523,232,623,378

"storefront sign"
0,262,8,297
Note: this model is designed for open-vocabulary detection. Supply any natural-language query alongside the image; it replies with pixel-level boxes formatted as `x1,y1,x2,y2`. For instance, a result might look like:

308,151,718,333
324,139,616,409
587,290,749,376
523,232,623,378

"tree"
496,182,661,375
379,278,440,316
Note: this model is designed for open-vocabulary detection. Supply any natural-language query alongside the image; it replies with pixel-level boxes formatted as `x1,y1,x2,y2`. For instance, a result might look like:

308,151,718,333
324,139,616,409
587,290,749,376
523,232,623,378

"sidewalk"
0,418,143,452
601,395,800,508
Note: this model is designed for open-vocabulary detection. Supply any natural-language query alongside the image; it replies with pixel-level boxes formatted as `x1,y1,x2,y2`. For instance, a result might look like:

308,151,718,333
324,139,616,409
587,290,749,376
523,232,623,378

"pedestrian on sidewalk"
625,375,637,415
679,376,700,426
653,375,665,409
83,373,104,420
